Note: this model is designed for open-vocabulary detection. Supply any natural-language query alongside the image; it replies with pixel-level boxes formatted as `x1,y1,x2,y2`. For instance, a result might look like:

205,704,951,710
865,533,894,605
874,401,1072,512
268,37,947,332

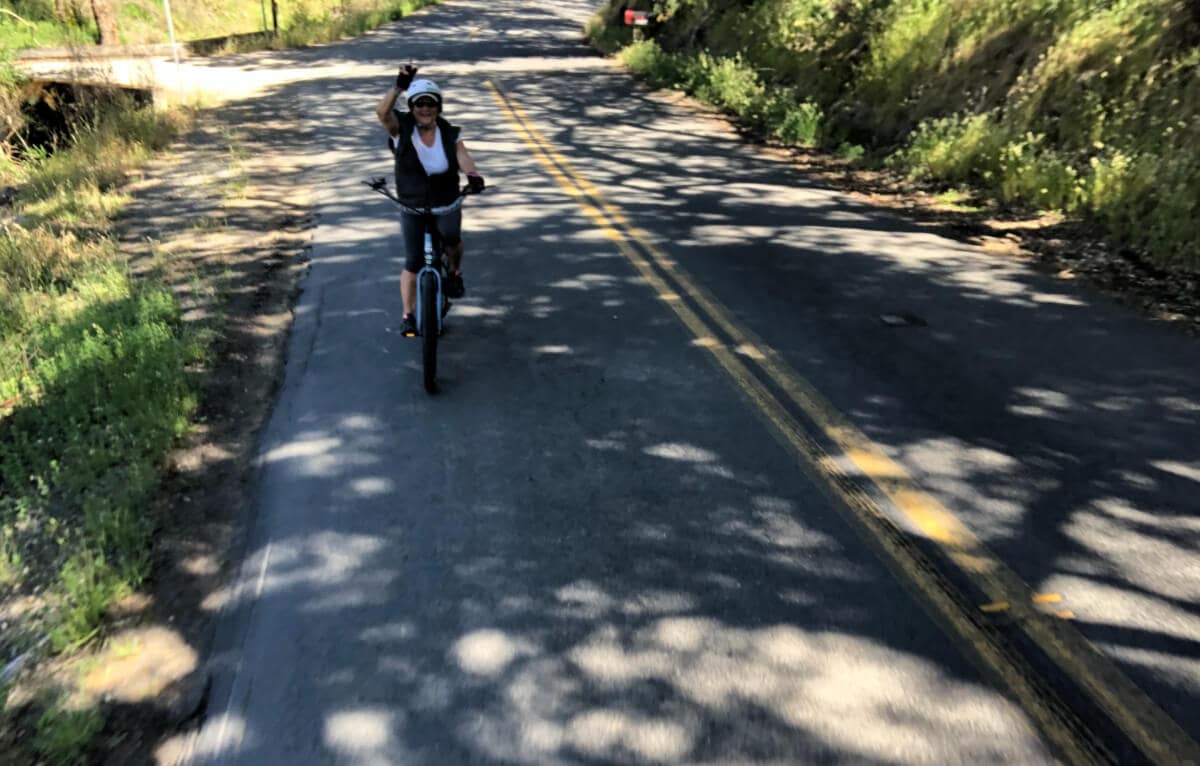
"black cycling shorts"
399,208,462,273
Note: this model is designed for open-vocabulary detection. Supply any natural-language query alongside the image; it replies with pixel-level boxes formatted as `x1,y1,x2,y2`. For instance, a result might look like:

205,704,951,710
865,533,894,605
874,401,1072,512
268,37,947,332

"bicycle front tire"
420,271,439,394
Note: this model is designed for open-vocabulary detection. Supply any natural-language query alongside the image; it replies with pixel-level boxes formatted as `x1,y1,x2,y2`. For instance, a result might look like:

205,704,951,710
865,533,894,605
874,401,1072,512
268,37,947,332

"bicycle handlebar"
363,177,484,216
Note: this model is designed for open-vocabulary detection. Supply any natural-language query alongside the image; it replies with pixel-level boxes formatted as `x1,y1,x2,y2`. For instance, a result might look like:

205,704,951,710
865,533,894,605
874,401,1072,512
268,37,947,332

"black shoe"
400,313,418,337
444,272,465,299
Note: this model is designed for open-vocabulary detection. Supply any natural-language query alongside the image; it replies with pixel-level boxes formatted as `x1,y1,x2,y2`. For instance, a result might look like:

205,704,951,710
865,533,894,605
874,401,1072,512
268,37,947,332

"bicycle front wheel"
420,271,440,394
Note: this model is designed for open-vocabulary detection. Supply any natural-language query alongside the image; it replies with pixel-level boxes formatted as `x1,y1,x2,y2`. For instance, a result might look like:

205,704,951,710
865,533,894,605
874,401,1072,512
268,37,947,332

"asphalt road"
184,1,1200,763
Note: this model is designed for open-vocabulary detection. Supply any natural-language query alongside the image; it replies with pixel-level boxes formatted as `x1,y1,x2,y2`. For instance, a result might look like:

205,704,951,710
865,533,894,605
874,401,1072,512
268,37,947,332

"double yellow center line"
486,79,1198,765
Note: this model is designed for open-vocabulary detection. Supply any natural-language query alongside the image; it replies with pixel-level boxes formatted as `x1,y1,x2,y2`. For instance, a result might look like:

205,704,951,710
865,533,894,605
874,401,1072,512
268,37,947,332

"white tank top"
412,126,449,175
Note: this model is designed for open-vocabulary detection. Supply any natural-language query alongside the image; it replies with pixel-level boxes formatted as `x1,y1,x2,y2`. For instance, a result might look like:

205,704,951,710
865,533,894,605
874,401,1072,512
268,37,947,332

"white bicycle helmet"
406,78,443,108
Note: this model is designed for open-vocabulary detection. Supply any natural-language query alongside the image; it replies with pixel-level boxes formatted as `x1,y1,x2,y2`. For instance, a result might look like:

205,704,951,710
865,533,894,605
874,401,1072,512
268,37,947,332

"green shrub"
21,95,182,214
0,224,105,294
618,39,828,145
773,99,823,145
838,142,865,161
2,0,439,49
995,133,1080,210
690,52,765,115
619,39,686,86
50,553,127,650
1,270,196,628
1087,149,1154,216
890,112,1005,183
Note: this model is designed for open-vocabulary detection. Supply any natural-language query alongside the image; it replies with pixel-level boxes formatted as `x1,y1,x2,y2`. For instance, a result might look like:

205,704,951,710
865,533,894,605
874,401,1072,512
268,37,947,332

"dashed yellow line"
485,79,1200,765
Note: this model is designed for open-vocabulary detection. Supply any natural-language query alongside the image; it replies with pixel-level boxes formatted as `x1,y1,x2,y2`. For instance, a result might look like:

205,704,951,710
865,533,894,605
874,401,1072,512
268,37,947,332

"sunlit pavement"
177,1,1200,763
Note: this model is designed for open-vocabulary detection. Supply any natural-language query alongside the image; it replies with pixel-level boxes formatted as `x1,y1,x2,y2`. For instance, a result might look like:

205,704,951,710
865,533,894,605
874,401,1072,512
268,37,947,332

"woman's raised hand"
396,64,419,90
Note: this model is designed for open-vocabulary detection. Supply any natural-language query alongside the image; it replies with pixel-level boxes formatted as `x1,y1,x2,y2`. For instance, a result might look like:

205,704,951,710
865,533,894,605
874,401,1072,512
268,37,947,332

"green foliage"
1,264,196,643
690,52,764,113
1,49,29,163
995,133,1080,210
619,39,683,85
838,142,865,161
33,702,103,765
0,225,104,312
595,0,1200,269
890,112,1009,183
773,99,823,145
50,553,127,650
1,91,194,665
0,17,95,50
620,40,826,146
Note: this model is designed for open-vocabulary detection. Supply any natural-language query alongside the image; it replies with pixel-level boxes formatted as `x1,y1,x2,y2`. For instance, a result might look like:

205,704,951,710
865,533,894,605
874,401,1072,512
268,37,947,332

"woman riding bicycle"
375,65,484,337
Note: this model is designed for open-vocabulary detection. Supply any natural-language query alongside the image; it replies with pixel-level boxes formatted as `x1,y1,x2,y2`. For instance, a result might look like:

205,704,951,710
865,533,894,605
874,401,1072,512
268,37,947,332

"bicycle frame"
364,177,477,335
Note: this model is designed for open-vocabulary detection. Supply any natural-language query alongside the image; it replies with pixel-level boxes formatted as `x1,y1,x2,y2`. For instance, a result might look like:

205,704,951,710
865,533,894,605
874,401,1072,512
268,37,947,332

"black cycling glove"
467,173,485,192
396,64,418,90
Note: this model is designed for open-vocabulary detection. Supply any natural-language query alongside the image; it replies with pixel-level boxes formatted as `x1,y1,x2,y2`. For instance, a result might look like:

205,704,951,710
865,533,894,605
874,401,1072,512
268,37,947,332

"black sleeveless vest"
392,112,461,209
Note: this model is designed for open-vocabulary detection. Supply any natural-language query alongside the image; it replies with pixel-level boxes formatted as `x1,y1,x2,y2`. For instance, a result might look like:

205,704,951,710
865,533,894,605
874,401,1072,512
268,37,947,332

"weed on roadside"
33,700,103,765
618,39,827,148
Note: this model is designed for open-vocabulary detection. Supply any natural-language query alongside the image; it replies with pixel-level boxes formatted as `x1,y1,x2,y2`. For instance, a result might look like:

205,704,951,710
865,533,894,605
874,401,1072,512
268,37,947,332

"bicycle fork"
414,232,443,336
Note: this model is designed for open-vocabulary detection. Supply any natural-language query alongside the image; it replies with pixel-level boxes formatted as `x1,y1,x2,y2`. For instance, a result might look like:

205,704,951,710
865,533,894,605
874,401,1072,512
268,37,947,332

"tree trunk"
55,0,88,27
89,0,118,45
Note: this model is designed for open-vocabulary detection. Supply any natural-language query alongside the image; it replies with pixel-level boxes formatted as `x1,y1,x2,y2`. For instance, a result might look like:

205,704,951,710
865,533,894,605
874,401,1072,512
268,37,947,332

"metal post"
162,0,182,100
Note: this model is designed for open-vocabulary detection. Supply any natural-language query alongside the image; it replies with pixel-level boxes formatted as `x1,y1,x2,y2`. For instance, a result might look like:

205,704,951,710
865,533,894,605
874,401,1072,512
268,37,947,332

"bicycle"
364,177,482,394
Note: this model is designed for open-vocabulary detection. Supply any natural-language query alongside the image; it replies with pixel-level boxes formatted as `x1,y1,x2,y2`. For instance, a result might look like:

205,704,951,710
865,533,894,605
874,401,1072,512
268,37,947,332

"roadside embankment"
588,0,1200,273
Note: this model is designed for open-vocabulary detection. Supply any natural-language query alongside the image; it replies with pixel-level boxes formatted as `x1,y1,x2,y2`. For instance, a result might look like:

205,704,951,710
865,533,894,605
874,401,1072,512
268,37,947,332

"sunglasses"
412,99,439,109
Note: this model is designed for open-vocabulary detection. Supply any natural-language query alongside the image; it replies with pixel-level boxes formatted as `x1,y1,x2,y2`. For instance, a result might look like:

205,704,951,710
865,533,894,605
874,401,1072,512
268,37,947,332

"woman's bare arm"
376,87,402,136
456,140,478,173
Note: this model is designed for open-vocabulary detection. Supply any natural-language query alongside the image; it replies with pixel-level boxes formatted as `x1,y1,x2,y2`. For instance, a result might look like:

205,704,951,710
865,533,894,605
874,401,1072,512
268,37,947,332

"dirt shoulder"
793,150,1200,335
800,161,1198,337
107,100,314,763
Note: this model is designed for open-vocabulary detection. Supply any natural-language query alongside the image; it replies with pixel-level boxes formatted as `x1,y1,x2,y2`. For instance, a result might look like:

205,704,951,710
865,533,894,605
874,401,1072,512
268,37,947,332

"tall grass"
0,36,193,766
0,0,440,49
0,87,196,657
274,0,440,48
592,0,1200,269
